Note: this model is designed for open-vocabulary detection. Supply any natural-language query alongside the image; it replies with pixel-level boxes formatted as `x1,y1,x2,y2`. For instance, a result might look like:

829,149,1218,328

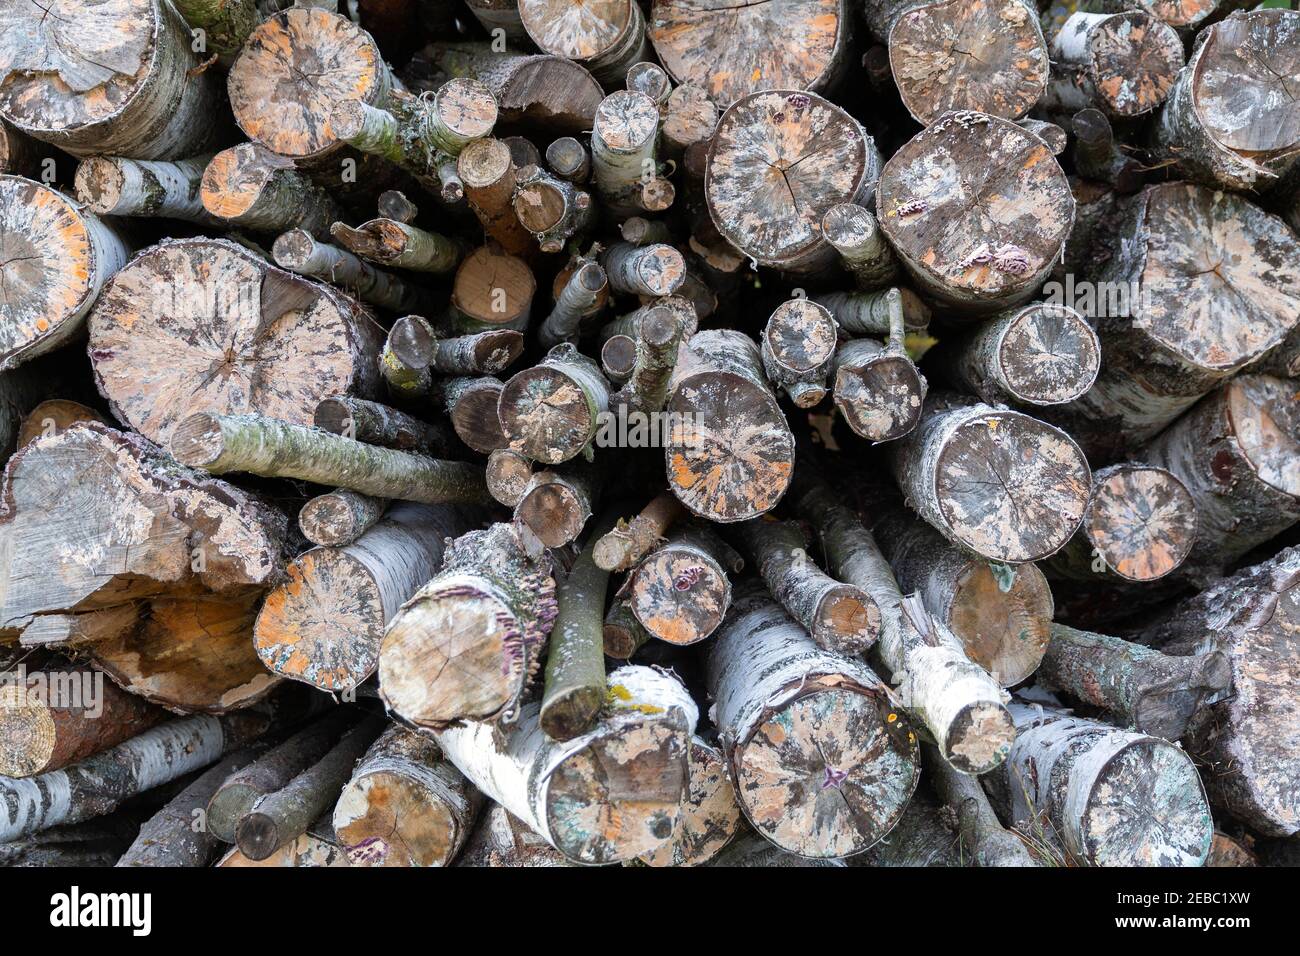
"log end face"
594,89,660,152
169,413,225,468
950,560,1053,686
812,585,881,656
1086,464,1198,582
832,353,926,442
1087,11,1184,118
435,78,499,141
639,738,742,867
234,811,282,862
499,367,595,464
334,771,460,867
0,683,56,778
940,700,1015,774
997,304,1100,405
515,480,587,548
630,546,729,645
539,686,606,743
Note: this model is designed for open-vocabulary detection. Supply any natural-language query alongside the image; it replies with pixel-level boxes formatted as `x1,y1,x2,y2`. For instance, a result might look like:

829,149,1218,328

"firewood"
272,229,433,314
592,90,662,219
626,525,740,647
865,0,1049,126
459,138,535,258
759,299,837,408
0,176,131,371
546,136,592,184
0,0,223,158
499,343,610,464
434,665,697,865
201,144,344,239
438,375,511,454
815,286,931,338
610,302,685,414
704,831,845,867
75,155,217,225
989,702,1213,866
876,111,1074,312
332,724,484,867
15,399,109,451
465,0,528,42
538,259,609,348
1069,109,1144,194
666,330,795,522
314,395,455,457
255,504,470,692
87,237,382,446
662,84,718,158
217,818,350,867
1039,624,1232,741
922,744,1038,867
379,522,558,730
1138,545,1300,837
638,736,742,867
377,189,419,224
513,460,601,549
519,0,649,87
1046,462,1199,584
832,337,927,443
601,335,637,384
822,203,900,290
731,516,879,656
603,599,652,660
331,218,464,274
792,475,1015,773
298,490,389,548
1153,9,1300,192
512,163,596,253
594,491,684,572
0,665,166,778
648,0,849,108
707,90,878,275
707,583,919,858
0,710,271,843
456,803,570,867
451,244,536,332
620,216,673,247
485,448,534,508
171,0,261,60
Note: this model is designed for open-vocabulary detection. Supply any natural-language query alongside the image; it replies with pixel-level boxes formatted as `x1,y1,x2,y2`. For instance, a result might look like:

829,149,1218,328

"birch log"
923,744,1038,866
75,155,216,225
876,111,1074,313
272,230,432,315
1041,11,1183,120
610,303,685,415
888,393,1092,564
438,376,511,454
637,737,742,867
332,725,483,867
665,330,795,522
314,395,455,458
760,299,837,409
87,238,382,447
626,525,739,647
0,0,222,158
298,490,388,547
512,164,596,253
591,90,661,220
593,491,683,572
707,585,919,859
990,702,1213,866
435,666,697,865
832,338,927,443
498,344,610,465
822,203,899,290
485,448,533,508
0,176,131,371
254,504,470,692
547,137,591,184
459,138,535,258
331,219,463,275
451,244,536,332
201,144,344,239
538,260,609,349
513,461,601,549
379,522,558,730
603,599,650,660
519,0,649,88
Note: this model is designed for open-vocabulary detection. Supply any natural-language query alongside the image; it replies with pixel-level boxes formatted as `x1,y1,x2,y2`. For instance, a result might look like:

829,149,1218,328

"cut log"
439,376,510,454
868,0,1049,126
75,155,216,225
255,503,470,692
593,491,684,572
0,0,222,158
0,665,166,777
172,412,491,506
706,584,919,859
1041,11,1183,120
465,0,528,42
648,0,849,108
272,230,433,315
1140,374,1300,581
538,260,609,349
602,599,651,660
601,243,685,298
638,736,742,867
15,399,109,451
849,786,962,867
1070,109,1144,194
1040,623,1232,741
512,164,596,253
990,702,1213,866
815,286,932,338
1152,10,1300,192
201,144,344,239
459,138,536,258
662,84,718,158
869,505,1053,687
451,244,536,332
610,303,685,415
759,299,837,409
927,302,1100,407
88,237,382,446
332,724,484,867
434,665,697,865
822,203,899,290
923,744,1038,866
832,338,927,443
876,111,1074,312
731,516,880,656
0,176,132,371
314,395,455,457
456,803,570,867
706,90,878,275
380,314,436,399
791,474,1015,773
298,490,388,548
627,525,739,647
217,820,350,867
592,90,661,219
513,461,601,549
499,344,611,464
546,136,592,184
1046,462,1198,583
1138,545,1300,837
519,0,648,87
0,710,270,843
379,522,558,729
171,0,261,60
331,219,463,274
485,448,533,508
888,393,1092,563
665,330,795,522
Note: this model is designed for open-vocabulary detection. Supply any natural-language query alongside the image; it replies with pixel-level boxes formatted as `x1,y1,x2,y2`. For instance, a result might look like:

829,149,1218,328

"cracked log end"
639,737,742,867
200,143,288,219
452,246,535,327
335,771,462,867
499,365,598,464
1085,464,1198,582
514,475,589,548
1076,11,1183,118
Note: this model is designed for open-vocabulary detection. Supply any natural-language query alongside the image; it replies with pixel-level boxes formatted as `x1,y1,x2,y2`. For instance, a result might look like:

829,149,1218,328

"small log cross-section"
760,299,838,408
379,522,558,730
333,725,484,867
200,144,343,240
888,393,1092,564
519,0,649,87
75,155,216,225
435,666,698,865
991,702,1213,867
832,338,927,443
1043,11,1184,120
707,90,877,275
708,585,920,859
513,461,601,549
627,526,739,647
498,344,610,465
665,330,795,523
877,111,1075,312
1039,624,1232,741
254,504,470,693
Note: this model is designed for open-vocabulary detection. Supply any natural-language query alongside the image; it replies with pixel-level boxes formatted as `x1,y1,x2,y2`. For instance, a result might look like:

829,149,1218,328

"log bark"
759,299,837,409
254,503,470,692
15,399,109,451
593,491,683,572
923,744,1038,866
75,155,216,225
647,0,849,108
0,710,270,843
88,237,382,447
626,525,739,646
538,260,609,349
546,136,592,184
456,802,569,867
485,448,533,508
171,412,492,506
822,203,899,290
332,724,483,867
519,0,649,87
0,0,223,158
665,330,795,522
706,584,920,859
814,286,932,338
989,702,1213,866
438,375,510,454
602,599,650,660
888,392,1092,564
1041,11,1183,120
1138,545,1300,837
314,395,455,457
637,736,742,867
592,90,661,220
610,302,685,415
1039,623,1232,741
512,164,596,253
499,343,610,465
272,229,433,315
731,516,880,656
443,666,694,867
513,460,601,549
706,90,878,275
458,138,536,258
201,144,344,239
876,111,1074,313
1140,374,1300,581
1070,110,1144,193
601,243,686,298
0,176,132,371
379,522,558,730
298,490,388,547
790,475,1015,773
171,0,262,60
331,218,464,274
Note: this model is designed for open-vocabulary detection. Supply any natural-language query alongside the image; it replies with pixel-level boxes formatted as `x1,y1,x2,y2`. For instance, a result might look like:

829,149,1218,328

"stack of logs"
0,0,1297,868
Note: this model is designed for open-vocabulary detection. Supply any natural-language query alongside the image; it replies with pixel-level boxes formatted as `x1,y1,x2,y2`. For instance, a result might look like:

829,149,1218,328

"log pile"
0,0,1297,871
